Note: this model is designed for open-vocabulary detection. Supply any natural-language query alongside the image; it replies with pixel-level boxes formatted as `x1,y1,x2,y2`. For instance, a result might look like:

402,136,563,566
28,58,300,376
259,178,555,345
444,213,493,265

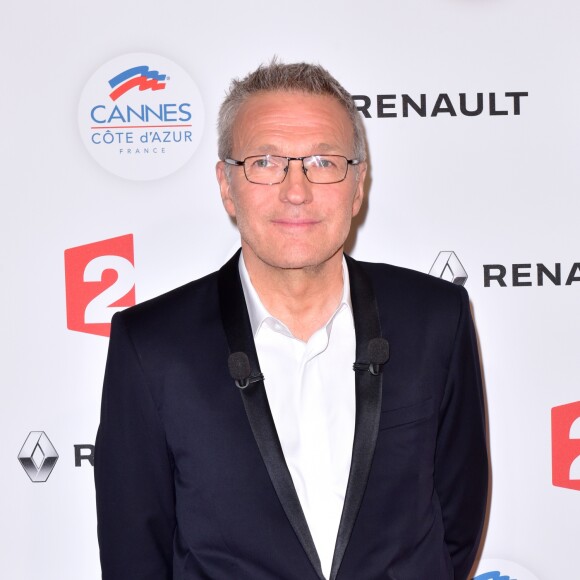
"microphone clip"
352,361,383,376
228,352,264,390
353,337,390,376
234,373,265,390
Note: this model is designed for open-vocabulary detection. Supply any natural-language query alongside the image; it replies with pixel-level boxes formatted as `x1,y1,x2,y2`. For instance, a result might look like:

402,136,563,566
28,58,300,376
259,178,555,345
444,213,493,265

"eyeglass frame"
223,154,361,185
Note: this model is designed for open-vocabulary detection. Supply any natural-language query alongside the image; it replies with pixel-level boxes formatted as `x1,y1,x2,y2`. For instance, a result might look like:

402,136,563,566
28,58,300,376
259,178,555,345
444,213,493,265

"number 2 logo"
552,401,580,492
64,234,136,337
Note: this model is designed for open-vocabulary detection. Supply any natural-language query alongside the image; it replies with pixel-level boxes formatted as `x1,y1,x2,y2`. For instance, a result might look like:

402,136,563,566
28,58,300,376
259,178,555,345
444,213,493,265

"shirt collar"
238,253,352,339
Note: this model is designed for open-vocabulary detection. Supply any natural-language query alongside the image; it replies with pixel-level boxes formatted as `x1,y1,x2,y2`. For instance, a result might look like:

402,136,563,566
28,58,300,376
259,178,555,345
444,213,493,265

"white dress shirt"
239,255,356,579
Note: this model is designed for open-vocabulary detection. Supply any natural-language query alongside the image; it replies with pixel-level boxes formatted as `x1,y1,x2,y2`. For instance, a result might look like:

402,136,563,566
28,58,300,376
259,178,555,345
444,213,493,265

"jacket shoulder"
354,259,468,317
114,269,221,339
358,259,465,294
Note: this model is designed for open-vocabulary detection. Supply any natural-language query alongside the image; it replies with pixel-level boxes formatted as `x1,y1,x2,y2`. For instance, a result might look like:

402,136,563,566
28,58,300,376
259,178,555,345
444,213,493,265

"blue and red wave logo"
108,66,167,101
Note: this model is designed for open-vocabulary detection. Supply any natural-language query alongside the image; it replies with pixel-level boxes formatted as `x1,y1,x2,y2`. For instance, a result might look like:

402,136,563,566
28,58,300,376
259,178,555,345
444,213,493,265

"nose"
279,159,312,205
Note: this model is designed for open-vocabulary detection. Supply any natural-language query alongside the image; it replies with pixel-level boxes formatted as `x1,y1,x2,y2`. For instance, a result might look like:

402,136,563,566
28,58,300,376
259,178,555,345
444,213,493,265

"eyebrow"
251,143,341,155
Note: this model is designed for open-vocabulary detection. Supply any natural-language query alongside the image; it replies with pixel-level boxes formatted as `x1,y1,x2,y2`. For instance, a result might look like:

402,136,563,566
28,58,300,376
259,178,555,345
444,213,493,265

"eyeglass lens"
244,155,349,184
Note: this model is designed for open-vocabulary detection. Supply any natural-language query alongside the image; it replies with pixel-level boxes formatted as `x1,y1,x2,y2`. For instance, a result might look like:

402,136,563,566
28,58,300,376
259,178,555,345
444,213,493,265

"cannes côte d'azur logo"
78,53,204,181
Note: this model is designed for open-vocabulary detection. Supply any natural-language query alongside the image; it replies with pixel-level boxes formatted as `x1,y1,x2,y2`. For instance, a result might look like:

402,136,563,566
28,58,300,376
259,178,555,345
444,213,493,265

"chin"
261,246,341,271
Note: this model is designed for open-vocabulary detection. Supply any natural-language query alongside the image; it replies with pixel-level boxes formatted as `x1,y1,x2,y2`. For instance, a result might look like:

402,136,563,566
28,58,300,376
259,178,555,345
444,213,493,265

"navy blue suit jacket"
94,251,488,580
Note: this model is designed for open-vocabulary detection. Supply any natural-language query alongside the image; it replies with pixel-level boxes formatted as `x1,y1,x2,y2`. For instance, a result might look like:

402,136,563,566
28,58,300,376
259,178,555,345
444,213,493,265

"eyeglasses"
224,154,360,185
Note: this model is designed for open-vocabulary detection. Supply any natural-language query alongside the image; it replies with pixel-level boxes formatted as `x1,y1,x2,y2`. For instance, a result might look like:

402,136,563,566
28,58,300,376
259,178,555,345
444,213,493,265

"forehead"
231,90,354,155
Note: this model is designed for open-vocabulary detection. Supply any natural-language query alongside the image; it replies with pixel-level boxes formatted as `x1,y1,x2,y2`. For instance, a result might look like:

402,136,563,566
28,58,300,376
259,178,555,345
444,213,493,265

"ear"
351,161,367,217
216,161,236,218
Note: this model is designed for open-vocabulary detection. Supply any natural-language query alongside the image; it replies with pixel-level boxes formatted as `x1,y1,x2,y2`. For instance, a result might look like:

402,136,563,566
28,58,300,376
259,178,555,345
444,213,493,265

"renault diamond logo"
429,251,468,285
18,432,59,482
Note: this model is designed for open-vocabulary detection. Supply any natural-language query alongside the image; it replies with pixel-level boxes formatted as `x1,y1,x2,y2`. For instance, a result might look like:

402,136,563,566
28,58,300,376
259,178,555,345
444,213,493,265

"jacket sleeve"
434,287,488,580
94,312,176,580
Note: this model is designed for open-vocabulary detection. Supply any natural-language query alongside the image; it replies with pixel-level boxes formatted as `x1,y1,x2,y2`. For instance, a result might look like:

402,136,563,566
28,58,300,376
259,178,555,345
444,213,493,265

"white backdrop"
2,1,579,578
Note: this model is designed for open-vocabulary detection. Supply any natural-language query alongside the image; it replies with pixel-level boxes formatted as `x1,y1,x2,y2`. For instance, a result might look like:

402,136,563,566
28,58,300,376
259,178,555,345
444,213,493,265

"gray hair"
217,59,366,162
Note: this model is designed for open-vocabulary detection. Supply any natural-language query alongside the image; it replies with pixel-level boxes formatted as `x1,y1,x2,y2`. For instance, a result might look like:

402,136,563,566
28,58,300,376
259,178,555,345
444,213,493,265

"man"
95,61,488,580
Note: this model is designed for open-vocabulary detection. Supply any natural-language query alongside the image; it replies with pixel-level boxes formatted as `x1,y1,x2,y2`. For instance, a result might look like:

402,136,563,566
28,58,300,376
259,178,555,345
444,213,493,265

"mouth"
271,218,320,227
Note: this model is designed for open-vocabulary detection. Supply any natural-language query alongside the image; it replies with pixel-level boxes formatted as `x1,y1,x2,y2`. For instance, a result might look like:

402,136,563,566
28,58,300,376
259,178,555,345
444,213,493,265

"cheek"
326,203,355,241
338,188,362,221
224,180,252,220
230,192,267,233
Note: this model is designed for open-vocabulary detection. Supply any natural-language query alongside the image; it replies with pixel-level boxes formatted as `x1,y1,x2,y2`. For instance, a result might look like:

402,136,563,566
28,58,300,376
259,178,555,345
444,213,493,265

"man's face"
216,91,366,272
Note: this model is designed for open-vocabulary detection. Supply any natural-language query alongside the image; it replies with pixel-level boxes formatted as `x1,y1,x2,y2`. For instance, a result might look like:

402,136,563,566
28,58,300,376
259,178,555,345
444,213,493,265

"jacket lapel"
218,250,325,580
329,256,385,580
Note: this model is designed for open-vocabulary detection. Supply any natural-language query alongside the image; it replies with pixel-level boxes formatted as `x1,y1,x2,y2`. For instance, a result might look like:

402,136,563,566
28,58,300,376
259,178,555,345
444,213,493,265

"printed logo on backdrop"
484,262,580,287
64,234,135,337
428,251,468,285
18,432,59,482
353,92,528,119
78,53,204,180
552,401,580,491
473,559,539,580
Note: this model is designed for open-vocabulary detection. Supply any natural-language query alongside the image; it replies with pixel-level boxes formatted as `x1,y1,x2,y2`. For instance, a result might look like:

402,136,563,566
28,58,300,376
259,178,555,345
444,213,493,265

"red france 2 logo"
64,234,136,337
552,401,580,491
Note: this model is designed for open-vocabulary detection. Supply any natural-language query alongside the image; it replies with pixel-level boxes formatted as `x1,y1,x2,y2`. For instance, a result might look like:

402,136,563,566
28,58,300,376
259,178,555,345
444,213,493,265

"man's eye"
315,157,336,169
251,157,275,169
